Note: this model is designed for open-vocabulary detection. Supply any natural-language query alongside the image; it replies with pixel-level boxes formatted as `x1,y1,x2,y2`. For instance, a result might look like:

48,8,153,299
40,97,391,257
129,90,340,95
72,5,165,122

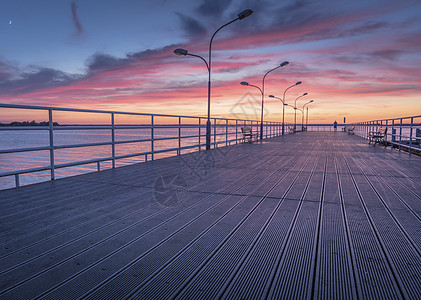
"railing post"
236,120,238,144
151,115,154,160
15,174,20,188
178,116,181,155
385,119,388,145
367,122,370,139
48,109,55,180
226,119,228,146
399,118,402,152
409,117,413,156
111,112,116,168
199,117,202,151
391,119,395,152
213,118,216,148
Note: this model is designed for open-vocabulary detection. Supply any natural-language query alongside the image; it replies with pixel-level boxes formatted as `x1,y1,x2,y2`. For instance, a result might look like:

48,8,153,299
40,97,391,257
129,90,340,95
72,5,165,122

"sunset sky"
1,0,420,124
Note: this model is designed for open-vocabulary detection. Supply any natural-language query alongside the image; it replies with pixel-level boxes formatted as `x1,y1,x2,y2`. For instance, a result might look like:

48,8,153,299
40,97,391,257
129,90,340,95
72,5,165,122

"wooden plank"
0,132,420,299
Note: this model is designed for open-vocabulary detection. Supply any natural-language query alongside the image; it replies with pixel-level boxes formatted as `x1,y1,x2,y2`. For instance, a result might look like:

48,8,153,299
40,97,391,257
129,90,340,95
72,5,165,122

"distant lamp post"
240,82,263,132
302,100,314,131
304,100,315,131
293,92,308,132
295,107,305,132
241,61,289,139
283,103,295,130
268,94,286,135
174,9,253,150
281,81,302,135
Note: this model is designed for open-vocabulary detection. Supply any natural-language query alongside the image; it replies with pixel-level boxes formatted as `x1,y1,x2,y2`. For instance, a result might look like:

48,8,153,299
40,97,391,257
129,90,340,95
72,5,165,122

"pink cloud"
1,1,420,124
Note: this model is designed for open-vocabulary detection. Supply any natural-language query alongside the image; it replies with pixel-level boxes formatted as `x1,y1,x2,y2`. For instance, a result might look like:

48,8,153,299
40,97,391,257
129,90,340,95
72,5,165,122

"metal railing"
0,103,284,189
349,115,421,155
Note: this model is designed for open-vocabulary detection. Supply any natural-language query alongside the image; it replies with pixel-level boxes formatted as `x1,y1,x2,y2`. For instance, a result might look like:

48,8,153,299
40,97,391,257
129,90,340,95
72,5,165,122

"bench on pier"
241,126,259,143
287,126,295,134
369,127,387,146
347,126,355,135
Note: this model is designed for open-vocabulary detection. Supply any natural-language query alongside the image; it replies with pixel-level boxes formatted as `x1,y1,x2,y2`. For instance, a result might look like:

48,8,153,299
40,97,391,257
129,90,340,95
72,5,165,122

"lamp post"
283,103,295,131
240,81,262,136
259,62,289,139
302,100,314,131
281,81,302,135
293,92,308,132
241,62,289,140
174,9,253,150
295,107,304,132
304,100,314,131
239,62,289,140
268,94,285,134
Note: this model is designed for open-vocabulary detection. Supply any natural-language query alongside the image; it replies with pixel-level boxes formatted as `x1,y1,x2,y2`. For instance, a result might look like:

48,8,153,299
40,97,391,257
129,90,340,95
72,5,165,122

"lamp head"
296,81,302,85
303,92,308,96
240,81,249,86
268,95,275,98
238,9,253,20
310,100,314,103
174,48,188,56
280,61,289,67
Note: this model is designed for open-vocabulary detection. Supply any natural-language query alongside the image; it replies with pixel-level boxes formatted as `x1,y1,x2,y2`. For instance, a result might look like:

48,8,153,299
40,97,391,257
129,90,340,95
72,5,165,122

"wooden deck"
0,132,420,299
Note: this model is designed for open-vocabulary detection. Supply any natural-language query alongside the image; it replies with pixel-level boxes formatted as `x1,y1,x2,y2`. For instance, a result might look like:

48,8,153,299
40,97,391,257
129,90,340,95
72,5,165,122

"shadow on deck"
0,132,420,299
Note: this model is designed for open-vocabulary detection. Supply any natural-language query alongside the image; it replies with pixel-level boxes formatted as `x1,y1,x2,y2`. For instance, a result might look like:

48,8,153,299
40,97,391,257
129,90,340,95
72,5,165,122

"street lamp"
241,61,289,140
259,61,289,139
240,82,263,133
281,81,301,135
174,9,253,150
283,103,295,131
268,94,285,135
294,92,308,132
303,100,314,131
295,107,305,132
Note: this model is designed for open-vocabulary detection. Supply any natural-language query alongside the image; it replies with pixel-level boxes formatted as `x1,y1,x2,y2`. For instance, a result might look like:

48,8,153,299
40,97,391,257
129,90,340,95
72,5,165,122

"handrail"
348,116,421,156
0,103,284,189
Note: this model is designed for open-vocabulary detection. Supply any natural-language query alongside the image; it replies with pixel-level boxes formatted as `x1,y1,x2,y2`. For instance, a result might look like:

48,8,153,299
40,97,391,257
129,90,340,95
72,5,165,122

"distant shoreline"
0,121,59,127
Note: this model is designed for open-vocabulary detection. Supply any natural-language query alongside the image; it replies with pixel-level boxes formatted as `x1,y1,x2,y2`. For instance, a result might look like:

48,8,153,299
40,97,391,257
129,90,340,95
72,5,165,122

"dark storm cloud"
71,1,83,35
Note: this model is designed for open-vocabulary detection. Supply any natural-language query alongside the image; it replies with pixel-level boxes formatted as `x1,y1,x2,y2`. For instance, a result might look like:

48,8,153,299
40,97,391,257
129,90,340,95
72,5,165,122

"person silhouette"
333,120,337,131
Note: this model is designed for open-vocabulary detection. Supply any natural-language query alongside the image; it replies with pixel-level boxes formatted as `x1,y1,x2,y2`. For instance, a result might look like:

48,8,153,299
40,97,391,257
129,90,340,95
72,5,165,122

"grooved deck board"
0,132,420,299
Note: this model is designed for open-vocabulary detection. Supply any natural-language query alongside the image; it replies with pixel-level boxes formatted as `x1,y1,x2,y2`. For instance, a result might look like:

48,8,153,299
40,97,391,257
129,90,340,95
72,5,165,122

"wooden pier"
0,132,420,299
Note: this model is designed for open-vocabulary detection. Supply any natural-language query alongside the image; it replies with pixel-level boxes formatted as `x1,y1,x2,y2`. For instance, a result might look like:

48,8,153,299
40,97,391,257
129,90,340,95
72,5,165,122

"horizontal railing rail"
303,124,346,132
0,103,286,189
